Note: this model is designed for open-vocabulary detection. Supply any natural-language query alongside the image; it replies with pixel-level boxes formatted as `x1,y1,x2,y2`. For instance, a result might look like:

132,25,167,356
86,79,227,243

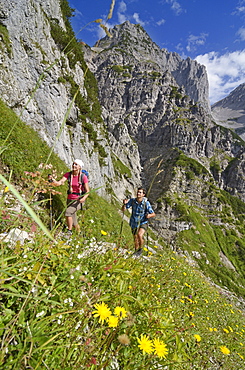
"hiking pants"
65,199,82,226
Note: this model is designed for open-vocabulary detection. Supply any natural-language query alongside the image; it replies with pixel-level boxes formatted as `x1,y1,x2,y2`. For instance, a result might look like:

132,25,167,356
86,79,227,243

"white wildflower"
36,310,45,318
75,321,81,330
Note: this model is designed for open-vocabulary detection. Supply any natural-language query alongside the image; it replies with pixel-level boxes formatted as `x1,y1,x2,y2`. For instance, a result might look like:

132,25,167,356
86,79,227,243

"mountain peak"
211,83,245,140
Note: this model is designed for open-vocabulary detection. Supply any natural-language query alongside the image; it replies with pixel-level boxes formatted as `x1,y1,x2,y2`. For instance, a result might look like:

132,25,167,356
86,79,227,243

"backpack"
67,170,89,195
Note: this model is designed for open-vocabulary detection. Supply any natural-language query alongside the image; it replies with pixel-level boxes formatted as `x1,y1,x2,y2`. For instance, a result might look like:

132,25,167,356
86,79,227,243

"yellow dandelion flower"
213,328,217,331
114,306,127,319
209,327,213,332
4,186,9,193
220,345,230,355
101,230,107,235
194,334,201,342
237,353,244,360
154,245,158,248
92,302,111,324
137,334,153,354
228,326,233,332
107,315,119,328
153,338,168,358
223,328,229,334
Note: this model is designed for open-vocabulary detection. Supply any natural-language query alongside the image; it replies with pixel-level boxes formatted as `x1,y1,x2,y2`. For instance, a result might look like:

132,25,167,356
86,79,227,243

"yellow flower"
137,334,153,354
220,346,230,355
92,302,111,323
114,306,127,319
194,334,201,342
237,353,244,360
101,230,107,235
223,328,229,334
4,186,9,193
153,338,168,358
107,315,119,328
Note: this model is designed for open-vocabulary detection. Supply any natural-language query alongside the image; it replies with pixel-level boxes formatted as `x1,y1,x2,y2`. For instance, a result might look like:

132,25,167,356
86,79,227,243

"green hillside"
0,97,245,369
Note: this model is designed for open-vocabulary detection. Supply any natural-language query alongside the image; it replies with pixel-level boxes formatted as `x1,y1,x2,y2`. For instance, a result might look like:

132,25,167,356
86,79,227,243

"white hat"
73,159,84,168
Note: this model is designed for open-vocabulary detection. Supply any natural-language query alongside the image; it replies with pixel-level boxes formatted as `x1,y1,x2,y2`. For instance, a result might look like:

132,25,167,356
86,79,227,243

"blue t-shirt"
126,197,154,229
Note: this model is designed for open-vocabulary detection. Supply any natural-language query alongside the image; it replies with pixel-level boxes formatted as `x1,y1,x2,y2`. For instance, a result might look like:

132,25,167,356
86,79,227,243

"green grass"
1,1,245,366
1,210,245,369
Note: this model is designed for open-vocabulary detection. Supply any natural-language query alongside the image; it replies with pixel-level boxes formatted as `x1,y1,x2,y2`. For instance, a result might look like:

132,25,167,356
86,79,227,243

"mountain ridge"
211,83,245,140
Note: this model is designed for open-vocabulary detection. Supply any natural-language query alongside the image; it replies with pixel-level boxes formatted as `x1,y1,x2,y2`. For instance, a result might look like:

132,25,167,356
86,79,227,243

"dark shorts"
131,223,148,235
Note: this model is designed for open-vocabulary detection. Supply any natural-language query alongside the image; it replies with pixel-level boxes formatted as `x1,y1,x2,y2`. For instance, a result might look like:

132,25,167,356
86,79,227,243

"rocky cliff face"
211,83,245,141
0,0,141,199
84,22,245,207
1,1,245,240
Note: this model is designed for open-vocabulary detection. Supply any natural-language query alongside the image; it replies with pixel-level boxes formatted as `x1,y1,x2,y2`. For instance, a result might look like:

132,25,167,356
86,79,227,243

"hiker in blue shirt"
122,187,155,255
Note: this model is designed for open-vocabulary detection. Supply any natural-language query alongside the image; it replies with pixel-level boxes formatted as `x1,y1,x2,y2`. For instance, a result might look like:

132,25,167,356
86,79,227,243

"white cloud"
165,0,183,15
195,50,245,104
156,18,166,26
132,12,145,26
237,27,245,41
186,33,208,52
117,1,127,23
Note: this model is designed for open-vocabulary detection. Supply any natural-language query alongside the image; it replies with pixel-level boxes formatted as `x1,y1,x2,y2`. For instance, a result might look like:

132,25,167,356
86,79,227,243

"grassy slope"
0,95,245,369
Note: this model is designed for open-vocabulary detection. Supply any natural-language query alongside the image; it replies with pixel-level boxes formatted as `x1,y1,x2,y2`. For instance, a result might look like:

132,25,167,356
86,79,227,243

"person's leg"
136,227,146,250
134,233,140,250
65,200,81,231
66,216,73,231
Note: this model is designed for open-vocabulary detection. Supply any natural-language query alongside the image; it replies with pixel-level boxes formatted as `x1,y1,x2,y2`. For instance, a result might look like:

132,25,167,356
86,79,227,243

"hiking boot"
64,230,72,239
133,248,142,257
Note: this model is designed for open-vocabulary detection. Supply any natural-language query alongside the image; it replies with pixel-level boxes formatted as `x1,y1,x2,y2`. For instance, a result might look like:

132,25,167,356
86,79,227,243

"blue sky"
68,0,245,104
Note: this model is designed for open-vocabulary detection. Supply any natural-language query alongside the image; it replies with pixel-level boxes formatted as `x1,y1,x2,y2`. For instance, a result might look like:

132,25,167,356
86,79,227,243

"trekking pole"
48,174,53,230
118,195,130,248
49,191,53,229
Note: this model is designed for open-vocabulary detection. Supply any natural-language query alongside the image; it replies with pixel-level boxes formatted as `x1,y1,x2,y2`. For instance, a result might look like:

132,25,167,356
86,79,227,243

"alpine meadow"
0,0,245,369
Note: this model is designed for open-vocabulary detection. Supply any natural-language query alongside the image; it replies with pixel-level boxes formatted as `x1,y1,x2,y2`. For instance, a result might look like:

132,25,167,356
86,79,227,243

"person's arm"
122,198,130,212
145,201,155,219
51,176,67,186
79,181,89,203
146,211,156,219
